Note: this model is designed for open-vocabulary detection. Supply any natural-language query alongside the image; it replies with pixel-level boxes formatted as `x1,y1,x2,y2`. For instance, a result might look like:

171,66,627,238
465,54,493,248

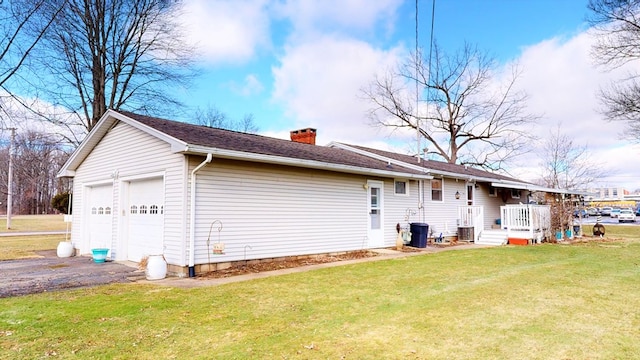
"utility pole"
3,128,16,229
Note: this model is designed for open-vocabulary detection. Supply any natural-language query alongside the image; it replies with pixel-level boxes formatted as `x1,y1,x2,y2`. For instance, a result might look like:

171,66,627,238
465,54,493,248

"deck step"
476,230,508,246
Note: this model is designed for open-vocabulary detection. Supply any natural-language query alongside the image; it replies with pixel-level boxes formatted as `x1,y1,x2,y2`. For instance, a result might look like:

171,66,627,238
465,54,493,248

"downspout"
188,153,213,277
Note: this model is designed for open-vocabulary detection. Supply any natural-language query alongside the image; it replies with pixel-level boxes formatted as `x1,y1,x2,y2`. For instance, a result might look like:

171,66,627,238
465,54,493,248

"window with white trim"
511,189,521,199
394,180,408,196
489,186,497,197
431,178,443,201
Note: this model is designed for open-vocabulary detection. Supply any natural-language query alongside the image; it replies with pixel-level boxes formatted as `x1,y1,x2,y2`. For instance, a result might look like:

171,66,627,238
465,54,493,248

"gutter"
188,153,213,277
182,145,432,180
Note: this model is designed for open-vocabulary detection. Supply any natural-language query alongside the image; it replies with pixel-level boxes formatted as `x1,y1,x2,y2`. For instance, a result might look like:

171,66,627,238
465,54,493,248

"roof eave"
490,181,578,194
56,110,188,178
329,142,517,183
183,145,433,180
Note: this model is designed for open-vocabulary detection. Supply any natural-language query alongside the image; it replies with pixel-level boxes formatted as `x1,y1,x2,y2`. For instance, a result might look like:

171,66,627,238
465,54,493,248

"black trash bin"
410,222,429,248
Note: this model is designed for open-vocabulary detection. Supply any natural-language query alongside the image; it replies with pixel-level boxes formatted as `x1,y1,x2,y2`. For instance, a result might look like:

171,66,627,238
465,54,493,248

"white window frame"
394,179,409,196
511,189,521,199
431,178,443,202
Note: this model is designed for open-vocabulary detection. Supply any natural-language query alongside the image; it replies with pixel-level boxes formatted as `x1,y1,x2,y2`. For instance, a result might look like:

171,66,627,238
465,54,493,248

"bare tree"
364,42,538,171
26,0,193,137
194,105,259,133
0,129,69,214
238,113,259,133
588,0,640,141
539,124,603,190
0,0,63,91
194,106,229,129
0,0,65,134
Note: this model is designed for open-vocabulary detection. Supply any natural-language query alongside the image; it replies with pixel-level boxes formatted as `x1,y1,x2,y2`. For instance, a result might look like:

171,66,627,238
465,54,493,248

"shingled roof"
118,111,431,176
334,143,526,183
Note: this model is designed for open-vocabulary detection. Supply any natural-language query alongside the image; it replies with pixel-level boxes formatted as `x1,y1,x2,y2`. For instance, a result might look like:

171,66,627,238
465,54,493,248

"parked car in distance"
573,209,588,218
619,209,636,223
611,208,621,218
587,207,600,216
601,207,612,216
636,207,640,216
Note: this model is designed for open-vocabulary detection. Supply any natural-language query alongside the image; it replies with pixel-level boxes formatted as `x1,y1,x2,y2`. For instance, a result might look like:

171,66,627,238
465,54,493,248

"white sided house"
329,144,570,245
58,111,564,277
58,110,434,276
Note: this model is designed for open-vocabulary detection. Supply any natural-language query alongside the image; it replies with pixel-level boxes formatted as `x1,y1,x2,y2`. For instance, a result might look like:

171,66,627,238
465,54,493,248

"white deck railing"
457,206,484,242
500,204,551,241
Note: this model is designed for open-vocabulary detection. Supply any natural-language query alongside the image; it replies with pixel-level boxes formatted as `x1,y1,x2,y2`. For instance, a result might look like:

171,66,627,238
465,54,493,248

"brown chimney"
290,128,317,145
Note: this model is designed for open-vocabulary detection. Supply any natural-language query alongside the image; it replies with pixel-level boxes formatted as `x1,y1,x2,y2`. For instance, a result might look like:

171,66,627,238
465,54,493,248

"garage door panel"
88,184,113,250
127,178,164,261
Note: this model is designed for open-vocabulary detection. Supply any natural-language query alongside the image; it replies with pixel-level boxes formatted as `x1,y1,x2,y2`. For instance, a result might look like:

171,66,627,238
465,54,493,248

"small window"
160,205,164,215
431,179,443,202
489,186,497,197
139,205,148,214
130,205,137,214
105,207,111,215
511,189,521,199
150,205,158,214
91,207,97,215
98,207,104,215
394,180,408,196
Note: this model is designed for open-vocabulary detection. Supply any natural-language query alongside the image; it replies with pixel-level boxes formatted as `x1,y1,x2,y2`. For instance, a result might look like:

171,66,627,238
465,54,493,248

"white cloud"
273,0,402,39
228,74,265,96
180,0,271,64
271,35,405,146
507,30,640,189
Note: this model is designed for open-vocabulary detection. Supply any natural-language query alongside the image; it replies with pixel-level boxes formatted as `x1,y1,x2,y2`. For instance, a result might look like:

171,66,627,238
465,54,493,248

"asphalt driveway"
0,250,143,298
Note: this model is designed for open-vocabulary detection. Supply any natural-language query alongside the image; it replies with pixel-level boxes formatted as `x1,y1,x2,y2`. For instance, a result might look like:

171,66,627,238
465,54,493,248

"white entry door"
87,184,113,251
367,180,384,247
126,177,164,261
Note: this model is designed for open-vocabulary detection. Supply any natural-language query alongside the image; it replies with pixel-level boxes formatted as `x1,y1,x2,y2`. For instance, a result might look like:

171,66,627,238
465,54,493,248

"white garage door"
87,184,113,250
127,177,164,261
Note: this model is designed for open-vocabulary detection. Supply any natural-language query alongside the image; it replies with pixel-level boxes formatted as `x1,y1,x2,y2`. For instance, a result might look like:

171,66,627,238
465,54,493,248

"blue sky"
179,0,591,127
173,0,640,191
7,0,636,190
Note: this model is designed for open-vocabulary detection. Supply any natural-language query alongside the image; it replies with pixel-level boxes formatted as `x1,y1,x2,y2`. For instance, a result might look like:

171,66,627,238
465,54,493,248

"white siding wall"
189,159,419,264
474,185,502,228
382,179,421,244
422,178,468,237
70,122,186,263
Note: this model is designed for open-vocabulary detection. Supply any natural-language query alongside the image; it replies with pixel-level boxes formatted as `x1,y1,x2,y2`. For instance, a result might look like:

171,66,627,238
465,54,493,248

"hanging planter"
207,220,225,264
213,242,225,255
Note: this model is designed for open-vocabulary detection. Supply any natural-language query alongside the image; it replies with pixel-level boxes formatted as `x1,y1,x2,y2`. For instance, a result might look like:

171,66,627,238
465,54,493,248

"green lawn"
0,234,66,260
1,235,639,359
0,214,67,233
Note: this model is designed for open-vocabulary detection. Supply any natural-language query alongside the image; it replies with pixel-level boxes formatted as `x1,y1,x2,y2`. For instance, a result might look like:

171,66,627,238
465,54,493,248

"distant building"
585,187,639,206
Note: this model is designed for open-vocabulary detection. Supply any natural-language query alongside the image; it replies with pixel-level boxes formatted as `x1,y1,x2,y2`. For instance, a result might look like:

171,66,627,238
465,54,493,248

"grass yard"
1,232,639,359
0,234,66,260
0,214,67,233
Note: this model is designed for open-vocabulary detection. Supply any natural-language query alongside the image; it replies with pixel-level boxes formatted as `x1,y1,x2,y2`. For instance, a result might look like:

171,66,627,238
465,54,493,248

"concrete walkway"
139,243,490,289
